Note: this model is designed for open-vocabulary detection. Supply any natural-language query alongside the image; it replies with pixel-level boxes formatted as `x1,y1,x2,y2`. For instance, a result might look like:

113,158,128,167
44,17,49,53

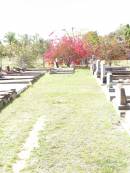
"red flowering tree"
44,34,91,66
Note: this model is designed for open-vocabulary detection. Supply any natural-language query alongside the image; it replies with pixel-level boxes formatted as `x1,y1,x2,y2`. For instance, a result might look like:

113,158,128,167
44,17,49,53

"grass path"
12,116,46,173
0,74,50,173
0,70,130,173
18,70,130,173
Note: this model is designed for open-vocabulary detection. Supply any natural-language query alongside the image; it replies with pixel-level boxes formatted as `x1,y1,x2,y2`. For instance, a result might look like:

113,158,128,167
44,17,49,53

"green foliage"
0,43,6,57
4,32,17,45
115,24,130,46
98,36,127,62
124,24,130,47
0,33,49,68
1,25,130,67
83,31,100,46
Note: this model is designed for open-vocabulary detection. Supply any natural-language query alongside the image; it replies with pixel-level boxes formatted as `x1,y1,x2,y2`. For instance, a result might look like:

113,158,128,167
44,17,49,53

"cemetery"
49,67,75,74
1,0,130,171
91,59,130,129
0,68,45,109
12,68,130,173
1,24,130,173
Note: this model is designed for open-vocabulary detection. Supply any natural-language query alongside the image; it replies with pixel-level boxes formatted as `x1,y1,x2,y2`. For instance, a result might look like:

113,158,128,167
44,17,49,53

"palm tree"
4,32,17,45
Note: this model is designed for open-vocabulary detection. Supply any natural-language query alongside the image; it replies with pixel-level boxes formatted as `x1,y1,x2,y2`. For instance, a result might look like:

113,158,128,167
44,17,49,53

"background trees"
44,34,91,66
97,35,127,64
0,24,130,69
0,33,49,68
44,28,129,66
82,31,100,56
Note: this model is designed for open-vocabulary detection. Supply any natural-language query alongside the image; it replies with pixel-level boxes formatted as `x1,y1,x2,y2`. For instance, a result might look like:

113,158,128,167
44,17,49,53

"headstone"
107,72,115,92
94,60,100,77
120,88,127,105
125,79,130,83
6,66,10,72
90,62,96,75
100,61,106,84
90,63,93,72
118,79,123,83
107,71,112,86
116,84,127,105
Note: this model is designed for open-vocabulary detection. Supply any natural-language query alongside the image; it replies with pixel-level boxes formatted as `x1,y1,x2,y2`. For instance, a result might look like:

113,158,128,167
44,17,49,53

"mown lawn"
0,74,49,173
17,70,130,173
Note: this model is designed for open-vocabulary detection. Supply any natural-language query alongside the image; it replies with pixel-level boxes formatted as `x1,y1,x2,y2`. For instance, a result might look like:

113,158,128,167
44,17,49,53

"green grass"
0,70,130,173
111,60,130,66
1,56,44,69
0,74,49,173
15,69,130,173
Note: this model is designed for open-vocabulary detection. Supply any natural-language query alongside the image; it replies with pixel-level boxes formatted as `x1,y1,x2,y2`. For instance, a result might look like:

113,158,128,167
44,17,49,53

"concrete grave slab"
0,79,33,84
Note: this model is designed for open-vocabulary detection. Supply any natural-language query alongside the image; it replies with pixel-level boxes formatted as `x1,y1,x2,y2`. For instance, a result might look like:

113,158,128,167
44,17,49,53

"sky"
0,0,130,39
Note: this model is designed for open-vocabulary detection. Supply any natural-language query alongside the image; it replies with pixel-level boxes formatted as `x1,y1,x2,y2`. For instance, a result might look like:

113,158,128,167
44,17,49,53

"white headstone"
94,60,100,77
107,71,112,86
100,61,105,84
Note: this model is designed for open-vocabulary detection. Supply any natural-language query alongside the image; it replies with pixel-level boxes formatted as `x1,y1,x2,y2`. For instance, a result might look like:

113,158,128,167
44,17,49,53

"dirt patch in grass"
0,75,49,173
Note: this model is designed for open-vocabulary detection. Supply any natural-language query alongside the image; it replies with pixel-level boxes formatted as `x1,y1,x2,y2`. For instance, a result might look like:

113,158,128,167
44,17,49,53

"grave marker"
94,60,100,77
100,61,106,84
116,84,128,108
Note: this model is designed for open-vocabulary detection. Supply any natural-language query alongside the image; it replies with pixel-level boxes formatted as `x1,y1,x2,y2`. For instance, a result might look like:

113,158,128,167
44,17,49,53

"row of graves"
49,67,75,74
49,59,75,74
0,66,45,109
0,65,75,109
91,59,130,129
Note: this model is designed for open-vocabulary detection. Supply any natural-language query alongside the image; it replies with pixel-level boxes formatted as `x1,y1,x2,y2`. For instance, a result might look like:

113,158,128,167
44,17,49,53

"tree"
0,43,7,68
124,24,130,47
98,36,127,64
4,32,17,45
14,34,49,68
115,24,130,46
44,34,91,66
83,31,100,46
82,31,100,56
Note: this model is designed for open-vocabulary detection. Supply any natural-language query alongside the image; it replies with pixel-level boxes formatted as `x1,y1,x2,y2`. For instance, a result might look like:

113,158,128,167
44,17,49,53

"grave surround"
0,69,45,109
91,59,130,110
